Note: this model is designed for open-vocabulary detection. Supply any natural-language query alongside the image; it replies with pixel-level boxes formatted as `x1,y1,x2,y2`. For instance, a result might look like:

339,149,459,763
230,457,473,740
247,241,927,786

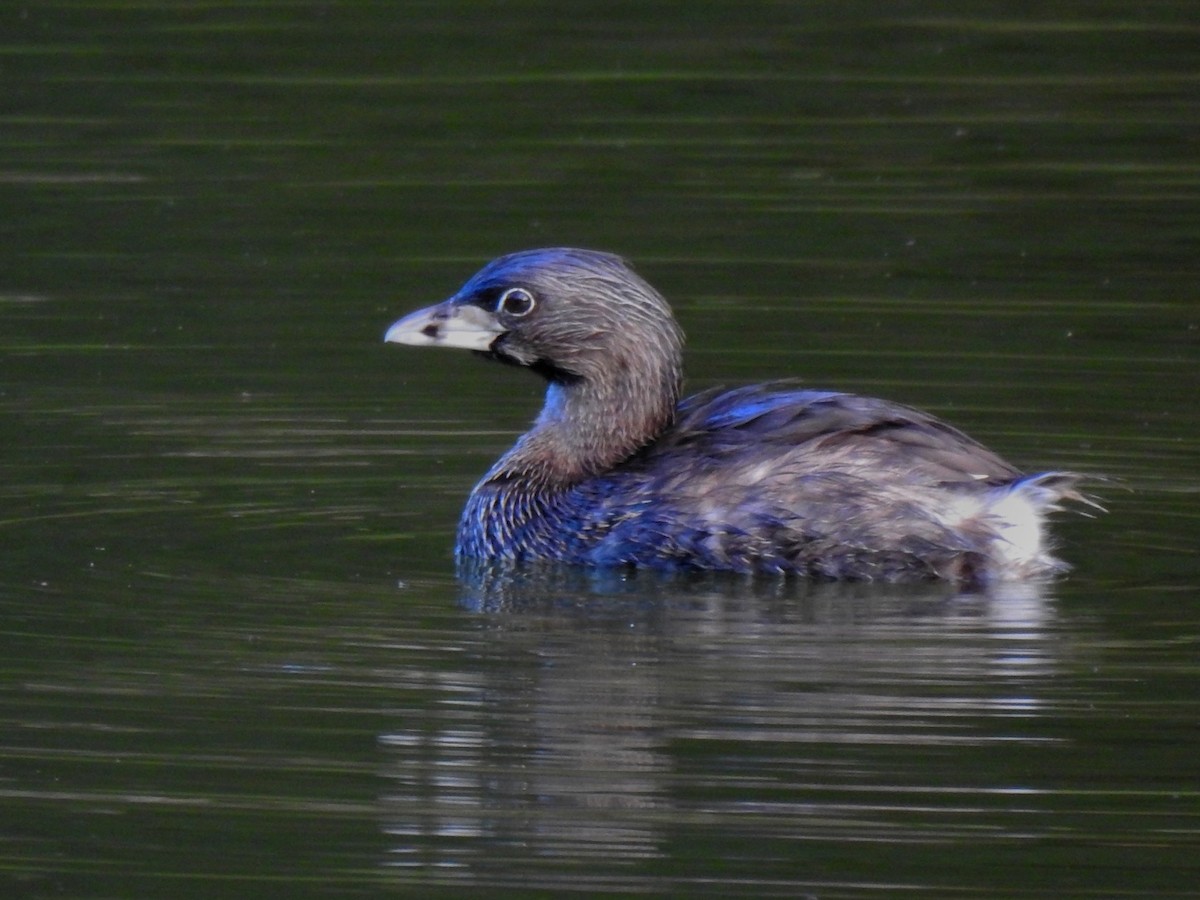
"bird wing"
649,383,1021,485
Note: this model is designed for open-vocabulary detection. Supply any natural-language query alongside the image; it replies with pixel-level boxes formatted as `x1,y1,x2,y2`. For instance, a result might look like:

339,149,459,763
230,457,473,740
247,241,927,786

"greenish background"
2,3,1197,897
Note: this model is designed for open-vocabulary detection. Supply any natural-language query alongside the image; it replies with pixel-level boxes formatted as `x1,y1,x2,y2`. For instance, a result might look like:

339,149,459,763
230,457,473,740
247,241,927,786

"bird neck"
489,356,681,489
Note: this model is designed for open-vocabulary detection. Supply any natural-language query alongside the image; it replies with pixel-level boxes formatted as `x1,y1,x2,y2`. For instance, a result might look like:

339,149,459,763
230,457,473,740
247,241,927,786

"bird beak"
383,300,505,351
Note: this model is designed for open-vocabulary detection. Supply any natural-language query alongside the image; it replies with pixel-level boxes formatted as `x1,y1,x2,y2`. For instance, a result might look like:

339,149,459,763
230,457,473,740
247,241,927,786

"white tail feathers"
984,473,1098,579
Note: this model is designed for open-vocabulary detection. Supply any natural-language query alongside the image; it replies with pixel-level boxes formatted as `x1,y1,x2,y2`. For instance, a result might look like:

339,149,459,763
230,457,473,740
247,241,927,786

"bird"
384,247,1090,587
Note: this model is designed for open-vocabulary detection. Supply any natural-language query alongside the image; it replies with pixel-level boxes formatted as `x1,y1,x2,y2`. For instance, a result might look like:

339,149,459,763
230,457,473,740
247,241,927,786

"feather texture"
386,248,1093,587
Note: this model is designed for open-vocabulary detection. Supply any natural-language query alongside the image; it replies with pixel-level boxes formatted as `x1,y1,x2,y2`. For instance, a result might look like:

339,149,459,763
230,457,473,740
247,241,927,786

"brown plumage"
385,248,1093,586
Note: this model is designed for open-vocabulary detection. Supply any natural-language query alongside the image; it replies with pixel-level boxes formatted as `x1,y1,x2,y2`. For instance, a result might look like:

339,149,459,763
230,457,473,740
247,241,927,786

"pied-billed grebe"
385,248,1090,585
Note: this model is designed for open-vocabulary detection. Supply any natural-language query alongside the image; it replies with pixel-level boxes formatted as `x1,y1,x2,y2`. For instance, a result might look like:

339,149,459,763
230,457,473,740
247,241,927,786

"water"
2,3,1198,897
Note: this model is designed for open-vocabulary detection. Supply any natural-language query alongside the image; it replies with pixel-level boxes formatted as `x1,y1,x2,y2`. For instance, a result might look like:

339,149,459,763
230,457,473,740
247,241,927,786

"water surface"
2,3,1197,897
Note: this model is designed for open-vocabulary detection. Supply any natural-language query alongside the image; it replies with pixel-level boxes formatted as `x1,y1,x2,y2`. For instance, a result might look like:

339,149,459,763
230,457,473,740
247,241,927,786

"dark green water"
2,3,1198,897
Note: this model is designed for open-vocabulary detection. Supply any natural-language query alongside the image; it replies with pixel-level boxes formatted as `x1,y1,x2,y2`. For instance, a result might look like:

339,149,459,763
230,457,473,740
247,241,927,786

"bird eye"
497,287,536,317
